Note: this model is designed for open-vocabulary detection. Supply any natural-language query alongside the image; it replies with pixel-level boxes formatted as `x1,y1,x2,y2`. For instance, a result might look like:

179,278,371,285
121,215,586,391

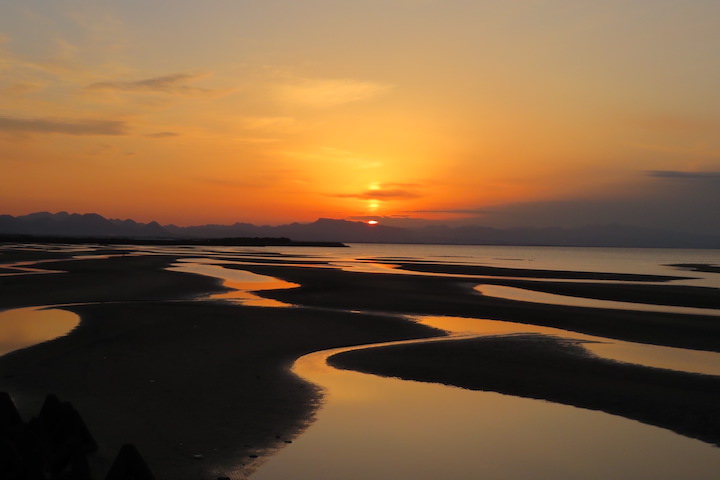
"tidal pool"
0,307,80,356
168,262,299,307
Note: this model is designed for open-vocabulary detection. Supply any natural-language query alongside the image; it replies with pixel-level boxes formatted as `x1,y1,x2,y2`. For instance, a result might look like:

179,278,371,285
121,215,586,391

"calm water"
0,307,79,356
476,284,720,317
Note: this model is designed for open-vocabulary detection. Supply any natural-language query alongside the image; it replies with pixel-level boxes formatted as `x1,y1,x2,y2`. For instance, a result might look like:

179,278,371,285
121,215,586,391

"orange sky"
1,1,719,232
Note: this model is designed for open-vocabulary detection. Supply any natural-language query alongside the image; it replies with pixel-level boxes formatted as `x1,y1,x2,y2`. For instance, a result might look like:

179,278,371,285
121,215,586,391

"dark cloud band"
647,170,720,180
0,116,126,135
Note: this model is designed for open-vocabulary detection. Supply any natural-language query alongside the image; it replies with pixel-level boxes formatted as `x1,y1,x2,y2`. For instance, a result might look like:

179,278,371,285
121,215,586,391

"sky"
1,0,719,233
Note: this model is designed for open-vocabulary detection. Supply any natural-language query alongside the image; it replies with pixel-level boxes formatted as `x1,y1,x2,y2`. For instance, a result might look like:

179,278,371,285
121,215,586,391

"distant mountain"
166,218,414,243
0,212,170,238
1,212,719,248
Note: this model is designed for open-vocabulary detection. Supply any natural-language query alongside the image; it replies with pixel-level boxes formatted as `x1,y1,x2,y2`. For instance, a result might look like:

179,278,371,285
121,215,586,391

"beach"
1,244,719,479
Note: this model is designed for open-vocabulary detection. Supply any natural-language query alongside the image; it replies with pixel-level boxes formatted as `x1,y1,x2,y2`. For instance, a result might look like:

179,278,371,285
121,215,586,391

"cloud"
2,82,44,95
413,208,492,214
86,73,225,96
349,215,412,220
334,184,422,200
382,182,422,189
430,175,720,234
646,170,720,180
276,78,392,107
144,131,180,138
0,116,126,135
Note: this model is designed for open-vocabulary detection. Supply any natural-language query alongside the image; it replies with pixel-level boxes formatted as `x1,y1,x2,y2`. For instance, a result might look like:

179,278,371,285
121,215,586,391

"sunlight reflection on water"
250,336,720,480
167,262,299,307
0,307,79,356
476,284,720,317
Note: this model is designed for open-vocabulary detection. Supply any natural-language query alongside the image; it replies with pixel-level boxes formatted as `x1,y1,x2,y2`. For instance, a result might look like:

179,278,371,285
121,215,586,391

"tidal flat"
1,243,719,479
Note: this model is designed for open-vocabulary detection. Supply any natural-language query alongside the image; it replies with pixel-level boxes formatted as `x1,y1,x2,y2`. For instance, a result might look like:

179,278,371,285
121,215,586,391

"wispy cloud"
196,177,265,189
276,78,392,107
349,215,412,220
144,131,180,138
646,170,720,180
285,146,385,169
334,183,422,200
1,82,44,95
0,33,128,85
0,116,126,135
412,208,491,214
86,73,227,96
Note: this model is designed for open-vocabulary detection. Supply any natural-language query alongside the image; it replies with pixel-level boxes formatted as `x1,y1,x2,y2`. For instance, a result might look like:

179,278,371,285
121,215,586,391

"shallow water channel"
168,261,299,307
477,284,720,317
252,330,720,480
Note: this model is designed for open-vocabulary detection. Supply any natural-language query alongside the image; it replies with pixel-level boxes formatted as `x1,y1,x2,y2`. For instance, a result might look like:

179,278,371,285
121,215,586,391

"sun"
367,220,379,225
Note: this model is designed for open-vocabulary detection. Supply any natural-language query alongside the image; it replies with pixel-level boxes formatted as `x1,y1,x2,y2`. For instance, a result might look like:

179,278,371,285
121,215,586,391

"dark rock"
105,444,155,480
50,440,91,480
0,392,23,433
38,396,97,453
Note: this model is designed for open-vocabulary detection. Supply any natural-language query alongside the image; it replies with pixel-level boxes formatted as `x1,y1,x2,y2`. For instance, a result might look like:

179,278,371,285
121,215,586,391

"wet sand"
1,248,719,478
235,263,720,352
671,263,720,274
391,261,692,281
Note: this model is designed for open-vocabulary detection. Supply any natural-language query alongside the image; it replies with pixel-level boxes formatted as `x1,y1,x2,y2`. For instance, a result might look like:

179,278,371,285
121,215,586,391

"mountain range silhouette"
1,212,718,248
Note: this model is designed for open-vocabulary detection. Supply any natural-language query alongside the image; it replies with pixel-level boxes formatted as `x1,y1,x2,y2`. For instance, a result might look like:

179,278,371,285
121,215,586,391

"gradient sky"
2,1,719,232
